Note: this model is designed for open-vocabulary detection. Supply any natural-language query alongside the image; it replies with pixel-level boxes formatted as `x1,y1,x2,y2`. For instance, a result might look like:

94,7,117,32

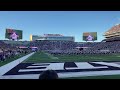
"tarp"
19,46,28,49
75,47,89,49
30,47,38,49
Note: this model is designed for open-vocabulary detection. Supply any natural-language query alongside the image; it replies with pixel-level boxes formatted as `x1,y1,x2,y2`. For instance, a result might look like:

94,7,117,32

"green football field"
23,51,120,79
24,51,120,63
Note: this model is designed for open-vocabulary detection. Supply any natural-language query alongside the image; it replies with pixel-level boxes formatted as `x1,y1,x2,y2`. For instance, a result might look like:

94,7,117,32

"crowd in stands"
28,40,77,50
44,41,120,55
0,41,30,62
102,37,120,42
1,39,120,61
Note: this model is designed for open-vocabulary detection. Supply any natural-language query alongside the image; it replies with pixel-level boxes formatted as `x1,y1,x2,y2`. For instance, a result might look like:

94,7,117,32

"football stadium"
1,11,120,79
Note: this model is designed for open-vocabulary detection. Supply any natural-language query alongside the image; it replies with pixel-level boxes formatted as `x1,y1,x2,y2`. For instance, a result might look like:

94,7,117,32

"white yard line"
1,70,120,79
32,63,50,65
59,70,120,78
45,53,59,59
0,52,35,76
27,66,47,68
0,74,39,79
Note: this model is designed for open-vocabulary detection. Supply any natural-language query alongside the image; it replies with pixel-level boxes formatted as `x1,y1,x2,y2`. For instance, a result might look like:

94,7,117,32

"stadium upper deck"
104,24,120,39
30,34,75,42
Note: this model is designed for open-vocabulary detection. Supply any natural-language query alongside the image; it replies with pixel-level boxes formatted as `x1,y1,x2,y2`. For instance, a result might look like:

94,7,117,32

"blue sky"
0,11,120,42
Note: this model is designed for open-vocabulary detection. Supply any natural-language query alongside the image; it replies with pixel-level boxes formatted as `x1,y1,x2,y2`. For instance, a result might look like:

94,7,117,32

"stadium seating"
1,39,120,61
40,41,120,55
0,40,30,62
28,40,77,50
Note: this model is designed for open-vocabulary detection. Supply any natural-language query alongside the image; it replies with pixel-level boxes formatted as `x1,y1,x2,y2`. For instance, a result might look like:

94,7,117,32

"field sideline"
0,53,28,67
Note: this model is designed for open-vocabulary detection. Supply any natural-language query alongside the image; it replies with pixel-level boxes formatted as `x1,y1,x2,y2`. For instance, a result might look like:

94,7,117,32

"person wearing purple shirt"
10,31,19,40
86,34,94,41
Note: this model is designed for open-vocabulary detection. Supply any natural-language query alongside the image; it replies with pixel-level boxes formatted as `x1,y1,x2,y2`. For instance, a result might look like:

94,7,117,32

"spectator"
39,70,58,79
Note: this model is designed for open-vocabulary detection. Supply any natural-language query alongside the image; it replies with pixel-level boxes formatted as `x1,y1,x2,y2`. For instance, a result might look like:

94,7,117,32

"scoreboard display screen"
5,29,23,40
83,32,97,41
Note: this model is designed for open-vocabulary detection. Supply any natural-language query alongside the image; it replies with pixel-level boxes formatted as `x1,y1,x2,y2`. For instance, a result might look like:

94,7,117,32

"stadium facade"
103,24,120,42
30,34,75,42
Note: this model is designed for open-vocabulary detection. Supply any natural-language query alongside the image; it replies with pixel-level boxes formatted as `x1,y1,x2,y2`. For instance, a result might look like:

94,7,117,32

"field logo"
4,62,120,78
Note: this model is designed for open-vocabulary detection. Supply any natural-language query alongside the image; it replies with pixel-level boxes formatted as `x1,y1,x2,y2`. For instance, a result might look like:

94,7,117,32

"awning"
75,47,89,49
30,47,38,49
19,46,28,49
